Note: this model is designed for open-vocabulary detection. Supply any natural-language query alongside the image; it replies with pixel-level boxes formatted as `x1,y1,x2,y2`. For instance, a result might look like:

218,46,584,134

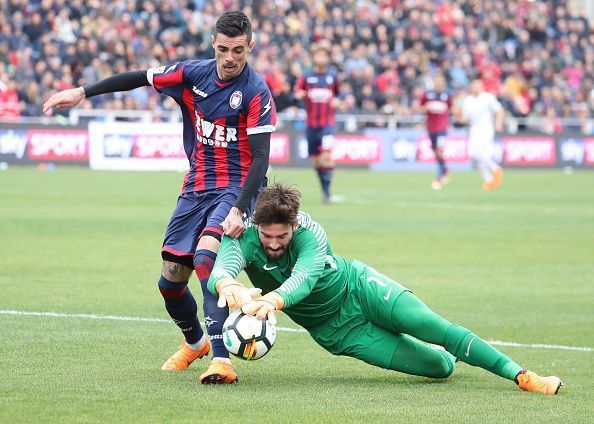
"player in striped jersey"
207,183,562,395
43,11,275,384
294,41,341,204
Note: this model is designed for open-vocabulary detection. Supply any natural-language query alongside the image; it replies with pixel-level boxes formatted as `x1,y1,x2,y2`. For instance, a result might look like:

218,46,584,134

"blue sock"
158,275,203,344
194,249,229,359
437,160,447,179
316,167,333,198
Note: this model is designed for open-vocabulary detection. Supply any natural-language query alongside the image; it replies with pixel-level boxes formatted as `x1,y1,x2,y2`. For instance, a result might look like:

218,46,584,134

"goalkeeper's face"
257,222,299,260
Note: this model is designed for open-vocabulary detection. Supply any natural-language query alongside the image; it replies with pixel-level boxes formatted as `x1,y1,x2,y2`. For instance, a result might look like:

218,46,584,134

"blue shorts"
306,126,336,157
429,132,447,150
161,187,251,267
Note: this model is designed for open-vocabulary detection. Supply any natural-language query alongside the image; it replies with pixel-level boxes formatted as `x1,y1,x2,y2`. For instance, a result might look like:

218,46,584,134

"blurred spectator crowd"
0,0,593,133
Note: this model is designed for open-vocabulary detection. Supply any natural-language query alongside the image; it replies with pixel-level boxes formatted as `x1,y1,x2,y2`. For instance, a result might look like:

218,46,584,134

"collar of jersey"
212,62,248,87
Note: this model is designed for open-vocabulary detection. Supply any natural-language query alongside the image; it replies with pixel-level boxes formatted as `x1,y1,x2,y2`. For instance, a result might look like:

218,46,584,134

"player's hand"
294,89,306,100
241,292,284,325
222,207,246,238
495,121,504,132
43,87,86,113
216,278,261,309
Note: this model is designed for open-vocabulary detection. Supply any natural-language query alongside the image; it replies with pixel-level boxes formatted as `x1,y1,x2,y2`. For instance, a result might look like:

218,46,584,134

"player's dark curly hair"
215,11,252,43
251,183,301,226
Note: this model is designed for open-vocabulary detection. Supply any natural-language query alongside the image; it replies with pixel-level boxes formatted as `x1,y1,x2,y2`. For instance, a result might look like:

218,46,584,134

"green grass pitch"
1,167,593,423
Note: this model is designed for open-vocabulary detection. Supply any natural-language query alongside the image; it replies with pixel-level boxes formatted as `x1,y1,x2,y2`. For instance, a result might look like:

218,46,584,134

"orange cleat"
492,166,503,188
200,358,238,384
161,338,211,371
516,370,562,395
482,181,495,191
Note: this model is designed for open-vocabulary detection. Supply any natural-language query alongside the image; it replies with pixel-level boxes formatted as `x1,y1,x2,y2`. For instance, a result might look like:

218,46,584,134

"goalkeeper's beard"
265,246,286,260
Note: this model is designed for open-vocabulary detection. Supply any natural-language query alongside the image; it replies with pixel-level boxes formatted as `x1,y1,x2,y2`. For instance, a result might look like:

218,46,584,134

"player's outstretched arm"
43,70,150,113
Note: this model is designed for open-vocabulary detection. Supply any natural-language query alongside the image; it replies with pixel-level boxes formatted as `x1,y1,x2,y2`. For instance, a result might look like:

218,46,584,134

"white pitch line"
1,309,592,352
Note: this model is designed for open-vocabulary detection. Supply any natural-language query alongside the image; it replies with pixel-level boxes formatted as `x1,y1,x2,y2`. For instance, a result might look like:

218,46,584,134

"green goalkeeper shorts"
309,259,411,369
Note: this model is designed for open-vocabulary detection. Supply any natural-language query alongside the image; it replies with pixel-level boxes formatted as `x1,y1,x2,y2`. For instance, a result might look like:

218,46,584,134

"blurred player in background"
209,183,562,395
460,79,504,191
43,11,275,384
294,41,341,204
420,73,452,190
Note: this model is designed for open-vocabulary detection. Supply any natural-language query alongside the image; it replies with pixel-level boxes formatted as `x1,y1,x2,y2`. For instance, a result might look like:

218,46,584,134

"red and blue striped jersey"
295,70,340,128
420,91,452,133
147,59,276,193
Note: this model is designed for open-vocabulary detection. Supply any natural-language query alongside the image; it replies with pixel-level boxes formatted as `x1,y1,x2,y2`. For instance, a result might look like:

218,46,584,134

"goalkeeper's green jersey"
208,212,348,330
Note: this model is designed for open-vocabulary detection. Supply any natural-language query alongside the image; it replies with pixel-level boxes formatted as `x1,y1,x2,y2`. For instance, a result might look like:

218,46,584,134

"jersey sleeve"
246,86,276,135
294,76,306,94
333,75,341,96
274,223,328,308
207,235,248,296
420,92,428,105
146,60,190,100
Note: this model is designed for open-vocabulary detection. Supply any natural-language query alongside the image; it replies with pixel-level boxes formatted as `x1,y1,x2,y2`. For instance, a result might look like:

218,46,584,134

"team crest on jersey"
326,76,333,84
229,91,242,109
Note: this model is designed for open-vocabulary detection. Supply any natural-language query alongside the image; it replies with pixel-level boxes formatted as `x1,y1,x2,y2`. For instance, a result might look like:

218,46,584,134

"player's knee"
161,260,192,282
427,351,455,379
157,275,187,299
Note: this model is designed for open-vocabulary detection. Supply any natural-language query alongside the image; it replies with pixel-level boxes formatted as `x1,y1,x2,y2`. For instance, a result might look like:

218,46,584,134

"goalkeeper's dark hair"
215,11,252,43
252,183,301,226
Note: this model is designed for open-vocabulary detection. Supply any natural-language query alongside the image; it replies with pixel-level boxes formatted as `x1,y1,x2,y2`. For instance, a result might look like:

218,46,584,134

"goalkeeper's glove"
216,278,262,309
241,292,284,325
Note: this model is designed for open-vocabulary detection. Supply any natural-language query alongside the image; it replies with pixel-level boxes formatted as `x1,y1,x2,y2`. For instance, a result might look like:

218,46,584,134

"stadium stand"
0,0,592,133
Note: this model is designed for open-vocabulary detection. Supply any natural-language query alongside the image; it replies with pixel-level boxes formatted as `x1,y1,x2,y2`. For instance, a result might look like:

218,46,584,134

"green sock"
445,326,523,380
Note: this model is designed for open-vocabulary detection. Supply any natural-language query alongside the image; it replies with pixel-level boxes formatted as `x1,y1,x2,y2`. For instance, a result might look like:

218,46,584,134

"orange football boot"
516,370,562,395
200,358,238,384
491,166,503,188
161,338,211,371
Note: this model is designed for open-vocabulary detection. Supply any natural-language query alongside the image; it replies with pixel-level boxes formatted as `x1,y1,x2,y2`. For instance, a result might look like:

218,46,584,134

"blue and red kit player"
43,11,275,384
420,74,452,190
294,41,341,203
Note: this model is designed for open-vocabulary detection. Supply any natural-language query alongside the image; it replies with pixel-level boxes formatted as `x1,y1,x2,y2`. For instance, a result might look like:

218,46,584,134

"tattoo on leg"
168,263,180,277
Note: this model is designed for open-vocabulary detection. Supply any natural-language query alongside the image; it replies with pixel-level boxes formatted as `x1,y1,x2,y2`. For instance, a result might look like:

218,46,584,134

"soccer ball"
222,310,276,360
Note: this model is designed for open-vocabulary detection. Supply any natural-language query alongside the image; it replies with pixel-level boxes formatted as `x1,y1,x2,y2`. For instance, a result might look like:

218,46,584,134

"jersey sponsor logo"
229,90,242,109
263,264,278,271
308,87,333,103
194,112,238,148
262,98,272,117
192,86,208,97
425,100,449,114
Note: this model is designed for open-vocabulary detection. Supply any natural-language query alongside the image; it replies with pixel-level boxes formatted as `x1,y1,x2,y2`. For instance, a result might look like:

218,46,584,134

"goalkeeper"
207,183,562,394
